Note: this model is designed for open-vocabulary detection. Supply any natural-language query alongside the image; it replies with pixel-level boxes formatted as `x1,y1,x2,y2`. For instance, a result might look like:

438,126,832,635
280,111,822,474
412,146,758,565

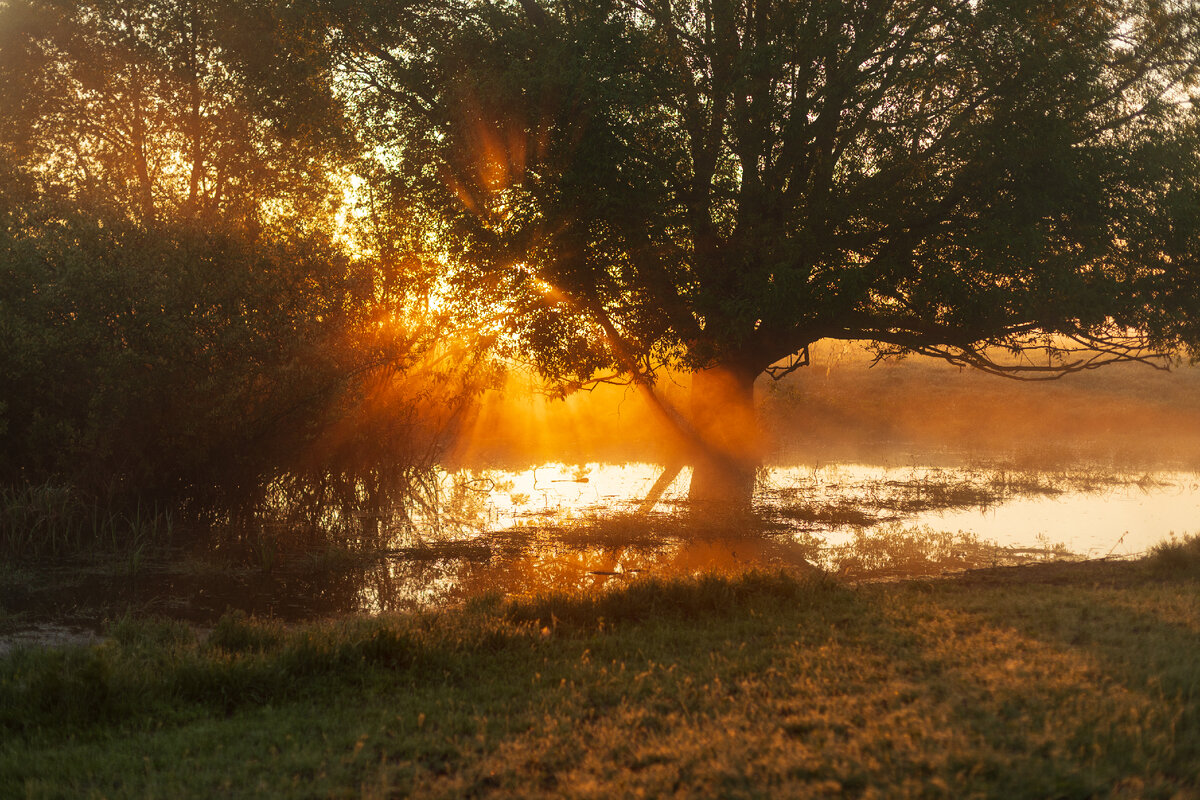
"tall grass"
0,482,175,562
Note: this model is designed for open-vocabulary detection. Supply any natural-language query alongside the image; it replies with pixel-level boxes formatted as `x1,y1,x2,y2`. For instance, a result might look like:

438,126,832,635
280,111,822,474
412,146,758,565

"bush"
1148,534,1200,576
0,209,364,500
0,204,485,557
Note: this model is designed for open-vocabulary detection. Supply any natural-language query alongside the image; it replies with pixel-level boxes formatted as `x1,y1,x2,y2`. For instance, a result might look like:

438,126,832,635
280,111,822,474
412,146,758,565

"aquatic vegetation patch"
775,500,884,527
828,525,999,578
824,525,1075,579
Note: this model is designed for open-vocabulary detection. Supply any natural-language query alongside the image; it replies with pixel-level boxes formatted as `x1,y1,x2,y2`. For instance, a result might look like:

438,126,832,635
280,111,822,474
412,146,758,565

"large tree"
335,0,1200,504
0,0,352,226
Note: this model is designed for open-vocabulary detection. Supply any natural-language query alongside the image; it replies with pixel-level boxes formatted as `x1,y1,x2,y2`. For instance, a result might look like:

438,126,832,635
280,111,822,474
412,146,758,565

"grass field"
3,538,1200,798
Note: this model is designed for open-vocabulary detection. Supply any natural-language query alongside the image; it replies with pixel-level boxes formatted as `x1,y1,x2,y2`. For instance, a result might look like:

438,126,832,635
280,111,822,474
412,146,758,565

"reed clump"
0,482,174,562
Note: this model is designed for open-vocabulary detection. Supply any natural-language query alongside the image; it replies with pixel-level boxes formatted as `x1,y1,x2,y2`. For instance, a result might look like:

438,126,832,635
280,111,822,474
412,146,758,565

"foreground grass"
3,540,1200,799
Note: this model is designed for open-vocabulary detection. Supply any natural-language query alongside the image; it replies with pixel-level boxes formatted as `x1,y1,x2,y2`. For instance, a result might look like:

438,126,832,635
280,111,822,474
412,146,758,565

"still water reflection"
343,460,1200,613
9,461,1199,625
472,461,1200,556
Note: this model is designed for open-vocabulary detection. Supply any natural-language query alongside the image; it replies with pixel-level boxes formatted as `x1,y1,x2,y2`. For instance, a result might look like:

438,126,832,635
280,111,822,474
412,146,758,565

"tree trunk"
128,86,156,223
184,0,204,218
686,364,762,509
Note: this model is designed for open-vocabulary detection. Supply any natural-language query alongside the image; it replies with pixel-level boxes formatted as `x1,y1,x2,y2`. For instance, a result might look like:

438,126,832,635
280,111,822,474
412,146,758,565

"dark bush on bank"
1148,534,1200,576
0,205,478,559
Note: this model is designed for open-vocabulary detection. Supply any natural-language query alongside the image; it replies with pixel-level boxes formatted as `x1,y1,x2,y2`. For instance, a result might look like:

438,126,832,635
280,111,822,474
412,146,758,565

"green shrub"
1148,534,1200,576
0,205,483,559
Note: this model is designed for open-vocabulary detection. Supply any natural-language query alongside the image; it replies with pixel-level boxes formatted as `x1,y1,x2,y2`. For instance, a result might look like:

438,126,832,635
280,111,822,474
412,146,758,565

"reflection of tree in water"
17,464,1104,625
438,516,826,600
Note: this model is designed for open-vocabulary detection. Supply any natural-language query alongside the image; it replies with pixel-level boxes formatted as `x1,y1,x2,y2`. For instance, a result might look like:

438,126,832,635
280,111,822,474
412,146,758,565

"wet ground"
3,459,1198,649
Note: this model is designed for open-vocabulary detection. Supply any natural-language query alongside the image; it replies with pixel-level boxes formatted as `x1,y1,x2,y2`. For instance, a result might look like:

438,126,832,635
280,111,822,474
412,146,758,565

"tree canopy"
0,0,353,227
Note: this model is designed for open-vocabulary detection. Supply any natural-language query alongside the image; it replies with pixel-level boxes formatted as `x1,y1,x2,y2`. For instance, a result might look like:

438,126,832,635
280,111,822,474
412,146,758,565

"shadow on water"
9,458,1189,635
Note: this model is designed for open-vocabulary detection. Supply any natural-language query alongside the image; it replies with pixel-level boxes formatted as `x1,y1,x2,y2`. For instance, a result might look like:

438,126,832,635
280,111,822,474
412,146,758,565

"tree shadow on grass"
910,567,1200,782
451,565,1200,798
3,565,1199,799
784,560,1200,799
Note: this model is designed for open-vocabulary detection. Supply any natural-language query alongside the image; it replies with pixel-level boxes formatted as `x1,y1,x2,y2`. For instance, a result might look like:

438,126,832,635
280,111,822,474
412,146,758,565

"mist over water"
416,343,1200,594
451,342,1200,472
8,345,1200,631
469,461,1199,558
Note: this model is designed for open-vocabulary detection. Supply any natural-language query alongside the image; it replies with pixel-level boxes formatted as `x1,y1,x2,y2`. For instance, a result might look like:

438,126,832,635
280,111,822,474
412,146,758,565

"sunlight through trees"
327,0,1200,503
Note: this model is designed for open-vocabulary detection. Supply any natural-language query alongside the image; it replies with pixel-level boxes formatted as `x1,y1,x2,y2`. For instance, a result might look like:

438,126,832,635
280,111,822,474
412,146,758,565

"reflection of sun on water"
467,462,1200,559
345,462,1200,613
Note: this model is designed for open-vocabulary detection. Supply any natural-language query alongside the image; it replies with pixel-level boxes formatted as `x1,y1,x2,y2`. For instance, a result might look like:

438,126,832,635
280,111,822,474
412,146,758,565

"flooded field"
473,461,1199,557
11,343,1200,644
4,457,1198,638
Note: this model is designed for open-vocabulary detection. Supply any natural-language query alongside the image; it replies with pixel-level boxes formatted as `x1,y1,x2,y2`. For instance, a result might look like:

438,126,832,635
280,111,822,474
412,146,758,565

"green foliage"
342,0,1200,386
0,606,496,733
0,207,366,507
4,646,114,728
107,616,197,653
0,573,812,736
1148,533,1200,576
0,0,353,226
204,611,286,655
506,569,836,631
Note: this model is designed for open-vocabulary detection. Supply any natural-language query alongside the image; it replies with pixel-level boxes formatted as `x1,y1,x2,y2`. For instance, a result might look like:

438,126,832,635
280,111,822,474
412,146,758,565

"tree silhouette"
0,0,352,226
324,0,1200,502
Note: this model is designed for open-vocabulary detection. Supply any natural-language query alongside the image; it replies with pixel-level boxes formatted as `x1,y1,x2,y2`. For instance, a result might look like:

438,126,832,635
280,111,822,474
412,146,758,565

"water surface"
4,460,1197,633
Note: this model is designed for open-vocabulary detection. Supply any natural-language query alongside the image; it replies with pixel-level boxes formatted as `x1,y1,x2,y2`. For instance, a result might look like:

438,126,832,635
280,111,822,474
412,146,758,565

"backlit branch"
861,329,1172,381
